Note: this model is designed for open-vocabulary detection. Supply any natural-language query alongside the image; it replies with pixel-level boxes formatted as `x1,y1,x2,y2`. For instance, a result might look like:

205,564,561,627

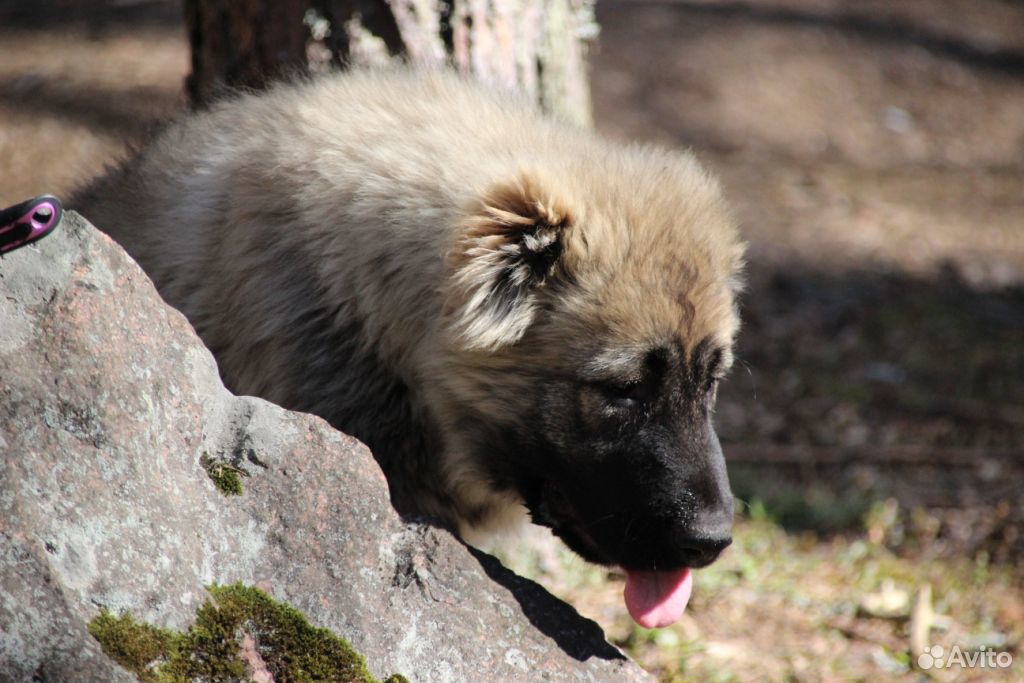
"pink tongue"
623,568,693,629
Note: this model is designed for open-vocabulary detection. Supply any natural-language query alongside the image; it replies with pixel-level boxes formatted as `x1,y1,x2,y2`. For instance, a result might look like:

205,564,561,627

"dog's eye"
599,376,656,409
703,346,726,404
705,377,719,401
603,383,640,406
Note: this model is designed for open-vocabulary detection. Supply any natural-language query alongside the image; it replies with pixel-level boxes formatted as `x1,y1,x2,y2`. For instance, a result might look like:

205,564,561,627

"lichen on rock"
88,583,407,683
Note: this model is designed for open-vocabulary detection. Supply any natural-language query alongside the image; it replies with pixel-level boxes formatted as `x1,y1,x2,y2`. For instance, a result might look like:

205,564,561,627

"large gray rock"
0,213,651,683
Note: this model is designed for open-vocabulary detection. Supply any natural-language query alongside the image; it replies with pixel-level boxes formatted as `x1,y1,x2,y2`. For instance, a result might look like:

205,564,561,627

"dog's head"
440,148,744,627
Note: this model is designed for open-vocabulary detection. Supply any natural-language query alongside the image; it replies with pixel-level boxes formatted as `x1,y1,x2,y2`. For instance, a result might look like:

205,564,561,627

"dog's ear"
445,171,575,350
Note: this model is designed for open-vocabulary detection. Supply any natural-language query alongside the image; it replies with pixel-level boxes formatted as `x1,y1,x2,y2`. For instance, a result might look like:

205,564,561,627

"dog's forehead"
562,171,742,352
538,149,743,370
578,242,739,359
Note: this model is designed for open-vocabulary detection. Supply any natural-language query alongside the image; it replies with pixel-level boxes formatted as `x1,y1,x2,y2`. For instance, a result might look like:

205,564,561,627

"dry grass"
495,508,1023,683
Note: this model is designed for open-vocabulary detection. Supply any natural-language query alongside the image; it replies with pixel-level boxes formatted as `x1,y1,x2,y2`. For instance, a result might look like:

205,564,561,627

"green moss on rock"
200,454,245,496
88,583,407,683
87,611,179,683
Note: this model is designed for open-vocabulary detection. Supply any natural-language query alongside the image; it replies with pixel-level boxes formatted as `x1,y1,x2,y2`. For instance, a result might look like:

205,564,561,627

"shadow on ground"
719,262,1024,559
636,0,1024,77
0,0,182,32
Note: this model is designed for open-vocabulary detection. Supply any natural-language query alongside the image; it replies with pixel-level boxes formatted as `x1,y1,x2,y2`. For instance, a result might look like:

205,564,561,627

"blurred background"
1,1,1021,680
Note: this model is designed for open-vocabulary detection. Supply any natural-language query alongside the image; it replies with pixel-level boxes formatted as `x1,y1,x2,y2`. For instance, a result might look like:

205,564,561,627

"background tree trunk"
183,0,597,126
183,0,308,102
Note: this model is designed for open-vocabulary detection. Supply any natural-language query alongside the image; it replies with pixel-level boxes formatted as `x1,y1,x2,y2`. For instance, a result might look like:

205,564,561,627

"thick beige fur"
76,68,744,537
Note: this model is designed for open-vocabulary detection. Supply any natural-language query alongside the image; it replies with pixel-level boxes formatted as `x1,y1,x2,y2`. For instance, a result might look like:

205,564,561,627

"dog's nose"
671,501,733,567
673,529,732,568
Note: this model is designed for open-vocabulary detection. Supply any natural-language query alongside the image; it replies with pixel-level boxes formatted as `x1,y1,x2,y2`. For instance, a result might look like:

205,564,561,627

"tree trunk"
183,0,309,103
183,0,597,126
